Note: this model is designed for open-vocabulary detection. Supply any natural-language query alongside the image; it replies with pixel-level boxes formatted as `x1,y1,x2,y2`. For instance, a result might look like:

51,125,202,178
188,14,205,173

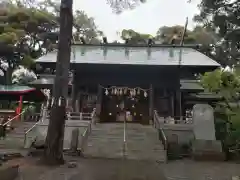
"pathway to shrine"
82,123,166,162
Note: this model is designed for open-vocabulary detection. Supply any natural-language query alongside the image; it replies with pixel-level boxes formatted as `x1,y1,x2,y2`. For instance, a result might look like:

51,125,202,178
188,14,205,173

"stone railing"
0,110,28,138
162,116,193,125
78,124,91,153
153,110,168,151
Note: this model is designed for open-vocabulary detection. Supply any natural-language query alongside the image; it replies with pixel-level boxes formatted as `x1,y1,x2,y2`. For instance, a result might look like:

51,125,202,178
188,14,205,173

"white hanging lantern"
119,88,123,95
51,97,54,106
111,88,114,94
114,88,117,95
129,90,132,96
133,89,136,96
137,88,140,95
132,89,135,96
144,91,148,97
105,89,109,95
124,88,127,94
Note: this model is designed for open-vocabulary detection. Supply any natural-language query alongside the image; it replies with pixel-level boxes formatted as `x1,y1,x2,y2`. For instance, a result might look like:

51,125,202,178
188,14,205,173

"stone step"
0,122,36,150
83,123,166,162
0,139,24,149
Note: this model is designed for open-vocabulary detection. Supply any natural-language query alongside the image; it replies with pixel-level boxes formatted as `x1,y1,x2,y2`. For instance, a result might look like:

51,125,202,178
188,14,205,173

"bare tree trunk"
41,0,73,165
5,66,13,85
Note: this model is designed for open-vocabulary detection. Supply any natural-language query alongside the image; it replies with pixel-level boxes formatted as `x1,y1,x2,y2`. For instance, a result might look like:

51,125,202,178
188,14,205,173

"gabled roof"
0,85,35,94
0,85,46,101
29,74,72,88
180,79,204,91
36,45,220,67
29,76,72,87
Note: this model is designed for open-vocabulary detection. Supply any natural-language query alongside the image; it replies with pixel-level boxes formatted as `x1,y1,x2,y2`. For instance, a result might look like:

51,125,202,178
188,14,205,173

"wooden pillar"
171,91,174,117
76,91,81,112
179,91,182,119
71,71,76,111
96,84,102,120
175,90,182,119
149,84,154,120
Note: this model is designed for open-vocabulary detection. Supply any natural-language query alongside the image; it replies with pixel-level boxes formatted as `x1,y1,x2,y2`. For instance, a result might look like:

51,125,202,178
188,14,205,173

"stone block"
70,128,79,151
193,104,216,140
192,139,225,161
0,164,19,180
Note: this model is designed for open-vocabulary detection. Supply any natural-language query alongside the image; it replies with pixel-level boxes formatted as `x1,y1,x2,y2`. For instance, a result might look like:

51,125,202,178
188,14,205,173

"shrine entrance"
100,86,150,124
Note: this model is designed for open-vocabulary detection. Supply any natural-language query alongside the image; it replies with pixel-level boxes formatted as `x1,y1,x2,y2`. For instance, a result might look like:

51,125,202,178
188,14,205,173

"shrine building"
31,43,220,124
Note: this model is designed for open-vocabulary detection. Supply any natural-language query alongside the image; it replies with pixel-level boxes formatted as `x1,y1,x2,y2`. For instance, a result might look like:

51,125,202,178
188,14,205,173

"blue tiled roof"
36,45,220,67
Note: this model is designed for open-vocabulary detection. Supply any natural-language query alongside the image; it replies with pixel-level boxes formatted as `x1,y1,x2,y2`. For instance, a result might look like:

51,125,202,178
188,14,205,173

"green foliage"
121,29,151,43
201,69,240,153
191,0,240,67
200,69,222,91
21,55,35,68
0,32,18,44
106,0,146,14
200,69,240,101
42,0,103,43
155,25,218,45
73,10,102,43
120,26,216,46
0,0,103,84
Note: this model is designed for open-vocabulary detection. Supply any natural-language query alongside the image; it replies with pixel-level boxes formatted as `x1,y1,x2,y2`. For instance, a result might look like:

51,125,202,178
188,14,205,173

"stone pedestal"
192,139,225,161
192,104,224,161
70,128,79,151
193,104,216,140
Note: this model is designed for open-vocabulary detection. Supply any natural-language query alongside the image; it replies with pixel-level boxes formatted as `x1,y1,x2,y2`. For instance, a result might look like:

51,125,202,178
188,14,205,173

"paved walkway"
15,157,240,180
16,157,166,180
162,160,240,180
83,123,166,162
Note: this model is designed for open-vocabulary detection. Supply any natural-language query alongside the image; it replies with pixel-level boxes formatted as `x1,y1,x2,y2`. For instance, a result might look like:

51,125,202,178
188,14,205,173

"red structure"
0,85,46,118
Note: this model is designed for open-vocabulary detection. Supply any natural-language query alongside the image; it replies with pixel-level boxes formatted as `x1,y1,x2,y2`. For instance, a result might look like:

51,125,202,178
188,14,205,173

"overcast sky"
73,0,199,41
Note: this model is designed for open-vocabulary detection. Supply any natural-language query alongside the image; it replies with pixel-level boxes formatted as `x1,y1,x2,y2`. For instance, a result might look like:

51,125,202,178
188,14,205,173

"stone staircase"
68,112,92,121
46,112,92,121
125,124,167,162
67,112,81,120
83,123,167,162
0,122,36,150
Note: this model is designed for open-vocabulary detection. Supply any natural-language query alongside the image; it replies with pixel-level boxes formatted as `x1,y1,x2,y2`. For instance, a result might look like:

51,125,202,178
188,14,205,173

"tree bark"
5,67,13,85
41,0,73,165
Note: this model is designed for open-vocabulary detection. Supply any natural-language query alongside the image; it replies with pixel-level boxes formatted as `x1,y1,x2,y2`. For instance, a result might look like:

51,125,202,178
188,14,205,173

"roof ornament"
147,37,153,46
102,37,108,44
81,46,86,56
169,48,174,58
147,36,154,59
80,37,86,45
147,48,151,60
102,47,107,59
125,47,129,59
101,37,108,59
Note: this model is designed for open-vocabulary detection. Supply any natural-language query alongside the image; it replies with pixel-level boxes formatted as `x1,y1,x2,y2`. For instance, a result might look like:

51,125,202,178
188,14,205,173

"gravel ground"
12,157,240,180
